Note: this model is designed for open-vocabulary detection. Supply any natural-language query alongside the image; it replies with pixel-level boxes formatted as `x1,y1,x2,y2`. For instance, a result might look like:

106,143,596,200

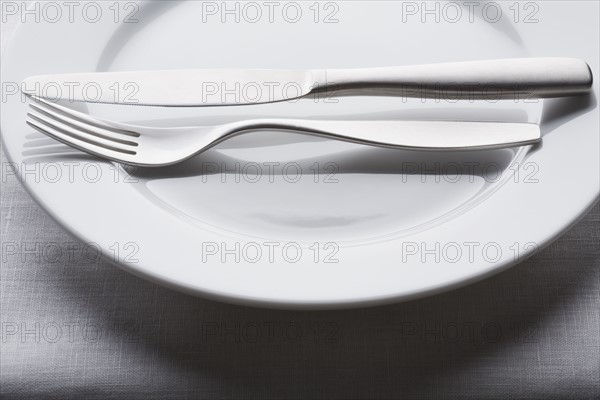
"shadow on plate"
128,142,517,183
540,91,597,135
20,132,106,164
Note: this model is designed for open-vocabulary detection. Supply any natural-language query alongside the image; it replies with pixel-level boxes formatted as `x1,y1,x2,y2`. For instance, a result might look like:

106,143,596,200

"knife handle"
321,58,593,100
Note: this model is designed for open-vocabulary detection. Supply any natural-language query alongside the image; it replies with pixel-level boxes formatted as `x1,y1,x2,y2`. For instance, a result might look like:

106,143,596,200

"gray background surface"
1,10,599,400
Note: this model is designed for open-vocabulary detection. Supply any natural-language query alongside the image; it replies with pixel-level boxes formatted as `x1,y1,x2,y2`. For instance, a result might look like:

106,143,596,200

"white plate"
2,1,598,308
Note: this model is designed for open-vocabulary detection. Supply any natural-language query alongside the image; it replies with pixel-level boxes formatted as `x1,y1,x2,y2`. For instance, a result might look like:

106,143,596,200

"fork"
25,97,540,167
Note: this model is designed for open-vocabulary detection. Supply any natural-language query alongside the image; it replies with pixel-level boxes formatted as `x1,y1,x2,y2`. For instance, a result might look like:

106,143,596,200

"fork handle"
321,58,593,99
230,119,540,150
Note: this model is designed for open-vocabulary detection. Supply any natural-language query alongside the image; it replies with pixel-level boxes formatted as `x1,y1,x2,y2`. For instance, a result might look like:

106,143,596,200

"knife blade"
21,68,323,107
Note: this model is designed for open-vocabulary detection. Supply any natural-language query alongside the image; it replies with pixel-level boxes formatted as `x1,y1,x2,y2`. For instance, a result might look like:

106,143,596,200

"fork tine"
29,96,140,137
26,120,128,164
28,102,140,147
26,116,136,163
27,110,138,154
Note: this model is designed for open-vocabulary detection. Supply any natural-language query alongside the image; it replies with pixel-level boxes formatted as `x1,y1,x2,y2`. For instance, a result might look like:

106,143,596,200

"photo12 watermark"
199,320,340,343
2,80,140,104
398,160,540,184
399,320,539,344
1,241,140,265
2,161,139,184
1,321,142,344
198,1,340,24
1,1,140,24
200,241,340,264
199,161,340,184
400,241,539,264
400,1,540,24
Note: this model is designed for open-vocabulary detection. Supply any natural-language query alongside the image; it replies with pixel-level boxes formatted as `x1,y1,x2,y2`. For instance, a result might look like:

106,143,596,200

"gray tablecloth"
1,12,599,400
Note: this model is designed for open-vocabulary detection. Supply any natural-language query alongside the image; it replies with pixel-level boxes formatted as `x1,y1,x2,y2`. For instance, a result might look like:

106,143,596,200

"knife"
21,58,592,107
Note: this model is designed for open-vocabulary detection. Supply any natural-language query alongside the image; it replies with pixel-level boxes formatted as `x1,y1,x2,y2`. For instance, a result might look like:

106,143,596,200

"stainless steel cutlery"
22,58,592,107
22,57,593,166
26,97,540,167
